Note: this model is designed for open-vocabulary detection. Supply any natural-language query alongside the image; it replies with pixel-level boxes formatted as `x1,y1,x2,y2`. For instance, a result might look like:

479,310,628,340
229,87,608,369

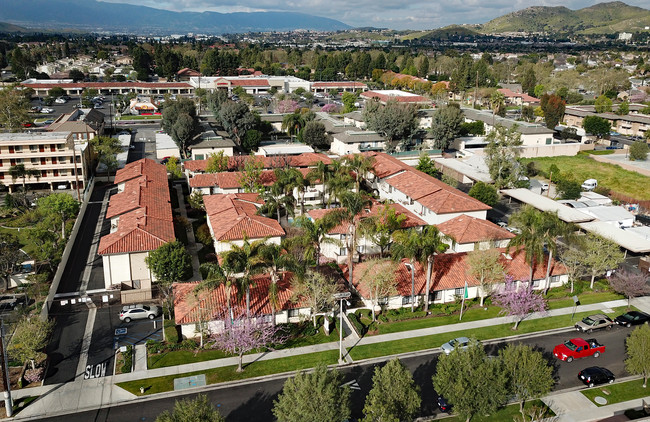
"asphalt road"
35,324,635,422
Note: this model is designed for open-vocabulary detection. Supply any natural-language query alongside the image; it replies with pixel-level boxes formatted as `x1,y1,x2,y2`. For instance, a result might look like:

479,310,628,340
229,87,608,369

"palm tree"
307,161,331,208
259,242,296,325
539,212,577,294
289,214,344,267
344,154,375,193
339,191,372,286
508,205,547,285
221,237,268,318
391,226,452,311
197,262,235,321
419,226,453,312
391,229,422,312
9,164,41,192
282,112,304,138
490,90,506,118
258,183,296,223
326,159,353,206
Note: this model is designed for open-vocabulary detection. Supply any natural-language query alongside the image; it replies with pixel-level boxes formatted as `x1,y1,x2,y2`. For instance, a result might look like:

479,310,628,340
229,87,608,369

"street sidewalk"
10,296,650,421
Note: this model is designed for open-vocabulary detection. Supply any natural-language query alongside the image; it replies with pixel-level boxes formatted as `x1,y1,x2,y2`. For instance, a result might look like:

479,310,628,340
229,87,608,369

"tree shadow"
226,390,277,422
346,363,381,419
412,355,439,417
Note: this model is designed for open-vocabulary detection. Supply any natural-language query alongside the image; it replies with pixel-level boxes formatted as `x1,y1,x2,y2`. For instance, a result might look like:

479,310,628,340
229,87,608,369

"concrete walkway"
133,344,147,372
10,296,650,421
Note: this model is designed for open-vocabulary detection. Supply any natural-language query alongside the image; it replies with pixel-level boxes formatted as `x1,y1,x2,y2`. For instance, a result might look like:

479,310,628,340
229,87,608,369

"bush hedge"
347,313,366,336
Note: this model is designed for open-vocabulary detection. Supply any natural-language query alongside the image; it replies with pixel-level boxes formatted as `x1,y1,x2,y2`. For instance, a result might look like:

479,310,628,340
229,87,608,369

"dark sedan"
614,311,650,327
578,366,615,387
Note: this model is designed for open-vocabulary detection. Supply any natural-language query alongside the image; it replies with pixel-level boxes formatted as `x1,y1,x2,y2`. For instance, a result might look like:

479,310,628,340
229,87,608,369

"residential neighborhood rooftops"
347,248,567,299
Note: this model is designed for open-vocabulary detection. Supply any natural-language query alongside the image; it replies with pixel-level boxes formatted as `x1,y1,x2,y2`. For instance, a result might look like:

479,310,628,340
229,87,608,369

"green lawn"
365,288,622,336
441,399,554,421
581,379,649,406
522,155,650,200
148,324,338,369
118,350,339,396
348,306,631,361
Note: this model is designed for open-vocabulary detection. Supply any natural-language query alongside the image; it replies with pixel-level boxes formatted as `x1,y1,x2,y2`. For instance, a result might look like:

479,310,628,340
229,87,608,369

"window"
30,145,38,152
378,297,389,305
532,279,541,288
288,309,300,318
14,146,22,153
195,154,204,160
546,138,552,145
454,287,463,297
60,170,67,176
339,248,347,256
14,158,22,164
402,295,414,305
430,291,442,301
551,275,560,283
31,158,39,164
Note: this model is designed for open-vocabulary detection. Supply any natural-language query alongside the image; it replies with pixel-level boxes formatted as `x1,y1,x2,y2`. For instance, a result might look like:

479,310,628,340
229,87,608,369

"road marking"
340,379,361,390
84,362,107,379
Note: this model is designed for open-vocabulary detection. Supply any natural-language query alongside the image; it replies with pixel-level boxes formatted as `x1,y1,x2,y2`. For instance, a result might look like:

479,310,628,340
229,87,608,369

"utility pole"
0,320,13,417
473,70,478,109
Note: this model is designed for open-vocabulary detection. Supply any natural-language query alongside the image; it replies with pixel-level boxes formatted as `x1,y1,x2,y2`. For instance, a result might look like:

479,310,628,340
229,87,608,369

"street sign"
333,292,351,300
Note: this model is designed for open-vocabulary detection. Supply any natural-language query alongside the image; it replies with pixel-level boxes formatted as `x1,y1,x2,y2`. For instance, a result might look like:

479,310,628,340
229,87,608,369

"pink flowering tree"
210,314,285,372
493,276,547,330
321,103,338,113
608,269,650,309
276,100,299,114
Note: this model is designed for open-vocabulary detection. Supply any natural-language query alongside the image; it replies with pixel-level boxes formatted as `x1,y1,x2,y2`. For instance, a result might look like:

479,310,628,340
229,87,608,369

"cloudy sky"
101,0,650,30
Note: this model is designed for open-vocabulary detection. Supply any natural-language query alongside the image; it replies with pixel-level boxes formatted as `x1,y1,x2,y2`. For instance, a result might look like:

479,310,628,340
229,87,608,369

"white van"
581,179,598,191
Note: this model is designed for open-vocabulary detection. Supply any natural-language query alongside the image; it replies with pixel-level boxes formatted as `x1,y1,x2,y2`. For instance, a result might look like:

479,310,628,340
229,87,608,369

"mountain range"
0,0,351,34
0,0,648,36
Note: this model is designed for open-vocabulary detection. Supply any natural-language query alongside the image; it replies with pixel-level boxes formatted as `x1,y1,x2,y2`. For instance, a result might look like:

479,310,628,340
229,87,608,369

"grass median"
348,306,631,361
581,379,649,406
118,349,339,396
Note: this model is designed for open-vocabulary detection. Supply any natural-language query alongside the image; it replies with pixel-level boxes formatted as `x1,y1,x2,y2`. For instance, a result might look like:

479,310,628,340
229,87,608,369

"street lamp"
404,262,415,313
333,292,351,363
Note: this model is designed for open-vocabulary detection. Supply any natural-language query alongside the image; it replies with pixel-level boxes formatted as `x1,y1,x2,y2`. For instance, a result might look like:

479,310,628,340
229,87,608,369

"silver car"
441,336,473,355
119,304,160,322
575,314,614,333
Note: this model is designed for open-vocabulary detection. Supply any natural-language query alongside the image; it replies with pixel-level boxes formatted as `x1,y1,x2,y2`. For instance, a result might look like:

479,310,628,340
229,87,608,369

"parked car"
40,107,54,114
540,182,549,191
575,314,614,333
578,366,615,387
437,395,452,413
43,119,54,125
119,304,160,322
441,336,473,355
0,295,26,312
581,179,598,191
553,338,605,362
614,311,650,327
54,97,67,104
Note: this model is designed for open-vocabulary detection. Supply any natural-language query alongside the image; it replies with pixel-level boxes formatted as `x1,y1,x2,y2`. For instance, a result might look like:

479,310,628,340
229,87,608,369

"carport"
501,188,595,224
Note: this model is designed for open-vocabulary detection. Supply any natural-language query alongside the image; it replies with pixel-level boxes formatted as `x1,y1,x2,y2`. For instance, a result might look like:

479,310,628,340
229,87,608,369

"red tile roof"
347,248,567,299
173,272,301,324
370,153,490,214
312,82,368,88
437,215,515,244
184,159,208,172
204,193,284,241
98,159,174,255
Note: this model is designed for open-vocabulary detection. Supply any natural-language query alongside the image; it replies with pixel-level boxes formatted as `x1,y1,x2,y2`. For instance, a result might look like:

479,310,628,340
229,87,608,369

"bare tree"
466,248,504,307
358,259,398,321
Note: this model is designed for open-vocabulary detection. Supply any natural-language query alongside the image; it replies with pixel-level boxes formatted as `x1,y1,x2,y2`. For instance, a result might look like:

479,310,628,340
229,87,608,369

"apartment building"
0,131,91,192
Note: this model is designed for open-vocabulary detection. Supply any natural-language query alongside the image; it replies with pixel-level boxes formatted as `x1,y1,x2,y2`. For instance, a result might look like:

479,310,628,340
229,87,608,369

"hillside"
402,25,479,41
0,0,351,35
0,21,28,33
479,1,650,35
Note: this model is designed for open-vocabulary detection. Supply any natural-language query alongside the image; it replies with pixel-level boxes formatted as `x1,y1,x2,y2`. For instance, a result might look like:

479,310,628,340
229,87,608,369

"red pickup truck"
553,338,605,362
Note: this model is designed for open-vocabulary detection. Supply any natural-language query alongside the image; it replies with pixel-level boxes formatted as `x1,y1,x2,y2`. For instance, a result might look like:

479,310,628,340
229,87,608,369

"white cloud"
99,0,650,30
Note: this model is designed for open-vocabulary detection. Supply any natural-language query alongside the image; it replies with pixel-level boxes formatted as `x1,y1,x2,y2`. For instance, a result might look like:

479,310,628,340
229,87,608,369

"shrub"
347,313,366,336
196,223,213,245
24,368,44,384
121,345,133,373
629,140,649,161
